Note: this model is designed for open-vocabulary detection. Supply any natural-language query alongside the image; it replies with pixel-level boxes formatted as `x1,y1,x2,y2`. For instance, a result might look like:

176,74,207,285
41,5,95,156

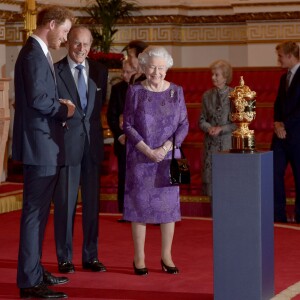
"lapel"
288,66,300,93
86,59,98,116
29,37,58,94
55,57,85,113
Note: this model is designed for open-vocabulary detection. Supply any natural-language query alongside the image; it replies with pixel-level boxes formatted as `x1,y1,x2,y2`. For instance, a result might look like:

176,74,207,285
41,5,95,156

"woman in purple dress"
123,46,189,276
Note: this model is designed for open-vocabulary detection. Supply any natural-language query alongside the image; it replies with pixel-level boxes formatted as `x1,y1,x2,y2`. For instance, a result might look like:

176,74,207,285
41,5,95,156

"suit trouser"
17,165,60,288
272,137,300,221
53,141,100,263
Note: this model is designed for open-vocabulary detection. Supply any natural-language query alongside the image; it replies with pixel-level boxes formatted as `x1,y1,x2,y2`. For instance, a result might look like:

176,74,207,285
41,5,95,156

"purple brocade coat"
123,82,189,224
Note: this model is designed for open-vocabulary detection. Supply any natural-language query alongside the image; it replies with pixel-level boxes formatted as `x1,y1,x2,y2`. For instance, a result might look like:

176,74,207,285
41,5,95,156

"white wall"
247,43,279,67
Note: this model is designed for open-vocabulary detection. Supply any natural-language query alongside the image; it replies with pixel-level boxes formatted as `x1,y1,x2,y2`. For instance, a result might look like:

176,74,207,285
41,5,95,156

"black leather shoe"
117,219,129,223
161,259,179,274
20,282,67,298
43,270,69,286
133,261,148,276
58,261,75,273
82,259,106,272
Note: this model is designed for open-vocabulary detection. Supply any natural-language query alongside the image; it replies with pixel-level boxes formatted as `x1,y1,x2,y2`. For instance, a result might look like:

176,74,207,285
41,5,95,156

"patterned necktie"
286,70,292,91
75,64,88,111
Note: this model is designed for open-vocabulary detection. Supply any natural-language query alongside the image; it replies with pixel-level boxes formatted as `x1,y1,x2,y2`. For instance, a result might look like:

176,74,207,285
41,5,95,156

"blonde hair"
276,41,299,59
210,59,232,84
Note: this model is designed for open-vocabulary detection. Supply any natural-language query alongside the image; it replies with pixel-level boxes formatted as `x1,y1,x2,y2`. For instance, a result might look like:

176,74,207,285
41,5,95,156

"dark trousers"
272,137,300,222
17,165,60,288
53,140,100,263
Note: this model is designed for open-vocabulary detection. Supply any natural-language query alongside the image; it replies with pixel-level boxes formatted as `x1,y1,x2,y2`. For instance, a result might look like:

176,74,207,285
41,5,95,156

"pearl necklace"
146,80,165,92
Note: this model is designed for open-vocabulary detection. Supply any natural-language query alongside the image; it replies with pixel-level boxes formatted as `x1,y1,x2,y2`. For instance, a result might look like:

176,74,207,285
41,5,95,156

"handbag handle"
172,134,186,159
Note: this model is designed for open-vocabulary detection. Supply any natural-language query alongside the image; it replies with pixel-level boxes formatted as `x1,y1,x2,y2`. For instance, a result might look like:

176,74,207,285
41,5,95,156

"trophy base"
230,136,256,154
230,149,256,154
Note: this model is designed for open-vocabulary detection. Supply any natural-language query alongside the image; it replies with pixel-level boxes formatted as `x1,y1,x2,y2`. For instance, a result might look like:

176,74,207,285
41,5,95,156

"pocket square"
97,88,101,91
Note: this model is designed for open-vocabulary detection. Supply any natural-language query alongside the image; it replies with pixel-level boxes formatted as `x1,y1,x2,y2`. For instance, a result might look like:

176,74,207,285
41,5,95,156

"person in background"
198,60,236,198
12,5,75,299
123,46,189,275
272,41,300,223
107,59,136,222
123,40,148,83
53,25,108,274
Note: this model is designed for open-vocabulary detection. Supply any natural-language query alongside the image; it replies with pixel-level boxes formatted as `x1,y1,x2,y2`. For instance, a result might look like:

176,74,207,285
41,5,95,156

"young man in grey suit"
53,25,108,274
12,5,75,299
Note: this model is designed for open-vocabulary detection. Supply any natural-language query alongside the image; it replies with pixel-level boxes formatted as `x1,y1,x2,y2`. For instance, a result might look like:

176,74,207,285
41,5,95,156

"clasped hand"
148,147,167,163
208,126,222,136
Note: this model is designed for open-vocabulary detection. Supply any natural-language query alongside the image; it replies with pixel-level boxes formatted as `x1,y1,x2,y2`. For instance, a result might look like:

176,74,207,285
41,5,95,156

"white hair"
138,46,173,69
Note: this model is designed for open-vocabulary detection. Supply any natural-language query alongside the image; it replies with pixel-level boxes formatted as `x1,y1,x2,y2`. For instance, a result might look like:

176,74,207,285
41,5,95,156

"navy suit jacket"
273,67,300,142
12,37,68,166
54,57,108,165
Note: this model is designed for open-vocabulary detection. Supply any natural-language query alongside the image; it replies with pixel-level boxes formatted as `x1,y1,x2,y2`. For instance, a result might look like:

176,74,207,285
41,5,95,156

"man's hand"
274,121,286,139
118,134,126,145
60,99,76,118
119,114,123,130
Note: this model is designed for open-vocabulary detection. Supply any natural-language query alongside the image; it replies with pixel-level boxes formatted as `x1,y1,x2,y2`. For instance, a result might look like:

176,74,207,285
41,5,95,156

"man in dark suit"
12,5,75,299
53,25,108,274
272,41,300,223
107,60,135,218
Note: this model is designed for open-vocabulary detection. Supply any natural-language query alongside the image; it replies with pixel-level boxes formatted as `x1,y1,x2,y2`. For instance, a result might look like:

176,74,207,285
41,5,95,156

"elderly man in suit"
107,59,135,220
272,41,300,223
53,25,108,274
12,5,75,299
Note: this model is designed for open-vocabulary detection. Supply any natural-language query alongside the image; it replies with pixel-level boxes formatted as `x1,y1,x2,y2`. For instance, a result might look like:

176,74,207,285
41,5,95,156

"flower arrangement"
88,50,124,69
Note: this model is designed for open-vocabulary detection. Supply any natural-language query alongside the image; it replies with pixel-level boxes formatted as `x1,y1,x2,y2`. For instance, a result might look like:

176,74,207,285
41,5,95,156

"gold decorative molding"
83,12,300,25
5,23,23,43
247,22,300,42
1,2,300,45
3,20,300,46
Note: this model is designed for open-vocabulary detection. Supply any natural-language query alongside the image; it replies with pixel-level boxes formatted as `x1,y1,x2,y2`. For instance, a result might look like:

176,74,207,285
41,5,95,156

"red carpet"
0,210,300,299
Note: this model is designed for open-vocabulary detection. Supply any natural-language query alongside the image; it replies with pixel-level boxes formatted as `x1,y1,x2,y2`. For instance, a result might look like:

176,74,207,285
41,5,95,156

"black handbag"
170,135,190,185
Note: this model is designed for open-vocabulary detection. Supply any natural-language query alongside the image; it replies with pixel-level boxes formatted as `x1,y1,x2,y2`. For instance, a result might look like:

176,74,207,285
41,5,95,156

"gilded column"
23,0,36,42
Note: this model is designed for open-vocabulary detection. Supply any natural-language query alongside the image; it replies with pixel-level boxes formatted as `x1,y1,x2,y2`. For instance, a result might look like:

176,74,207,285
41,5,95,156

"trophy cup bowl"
229,76,256,153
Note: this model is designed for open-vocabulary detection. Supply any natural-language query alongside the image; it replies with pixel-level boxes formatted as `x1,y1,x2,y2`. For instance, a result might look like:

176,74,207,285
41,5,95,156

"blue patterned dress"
123,82,189,224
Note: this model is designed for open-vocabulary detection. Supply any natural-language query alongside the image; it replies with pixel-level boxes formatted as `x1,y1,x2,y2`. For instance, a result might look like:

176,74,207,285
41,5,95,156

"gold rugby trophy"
229,76,256,153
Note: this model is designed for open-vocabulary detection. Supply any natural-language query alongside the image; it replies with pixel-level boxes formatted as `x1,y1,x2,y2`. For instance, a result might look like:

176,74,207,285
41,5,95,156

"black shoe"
133,261,148,276
274,217,287,223
43,270,69,286
58,261,75,274
117,219,128,223
82,259,106,272
161,259,179,274
20,282,67,298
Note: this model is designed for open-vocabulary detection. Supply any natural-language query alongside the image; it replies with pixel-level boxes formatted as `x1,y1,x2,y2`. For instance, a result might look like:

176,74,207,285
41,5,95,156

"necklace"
146,80,165,92
217,85,229,95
